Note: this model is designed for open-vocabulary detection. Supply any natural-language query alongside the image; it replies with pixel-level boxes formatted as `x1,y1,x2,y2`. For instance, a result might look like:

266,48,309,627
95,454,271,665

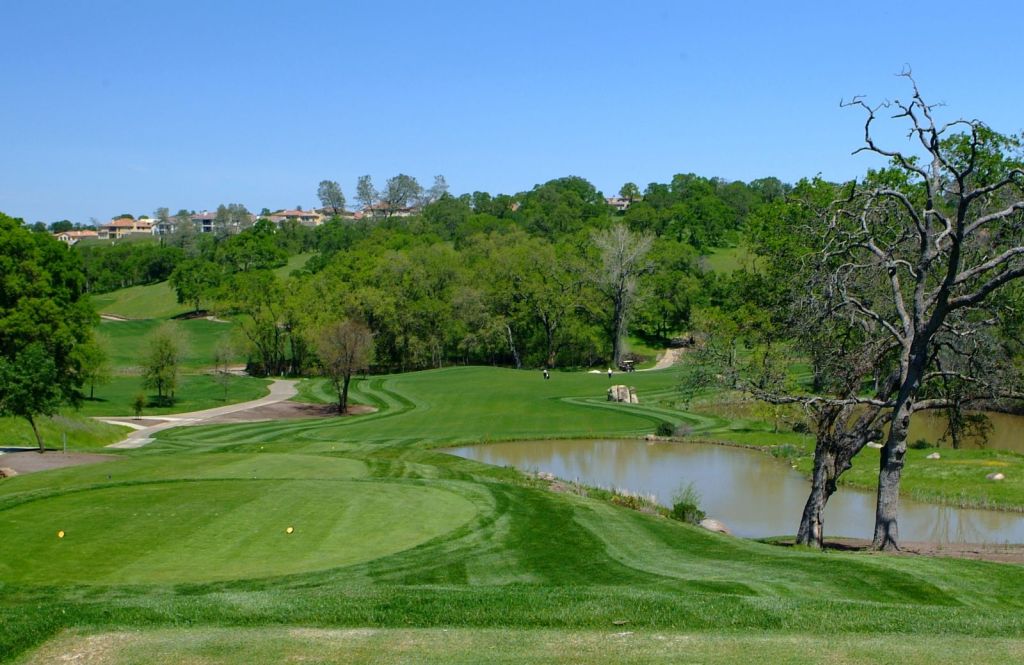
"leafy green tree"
0,212,95,451
79,338,111,399
317,180,346,216
619,182,640,202
142,324,180,404
222,271,289,376
169,258,221,313
50,220,74,232
0,344,63,451
356,175,378,216
381,174,423,216
218,220,288,273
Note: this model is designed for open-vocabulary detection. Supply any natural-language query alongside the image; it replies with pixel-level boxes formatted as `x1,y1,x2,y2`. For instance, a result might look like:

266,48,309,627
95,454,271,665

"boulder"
986,472,1006,481
699,518,731,535
607,385,639,403
0,467,17,479
926,452,941,460
866,442,883,449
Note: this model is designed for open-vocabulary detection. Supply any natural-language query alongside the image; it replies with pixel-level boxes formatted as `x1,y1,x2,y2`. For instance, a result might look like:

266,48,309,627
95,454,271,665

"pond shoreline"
446,437,1024,545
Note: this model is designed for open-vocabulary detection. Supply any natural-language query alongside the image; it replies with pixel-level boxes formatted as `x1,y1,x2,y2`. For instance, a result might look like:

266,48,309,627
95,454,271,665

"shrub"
791,421,810,434
770,444,800,461
909,438,935,450
656,421,675,437
670,482,705,525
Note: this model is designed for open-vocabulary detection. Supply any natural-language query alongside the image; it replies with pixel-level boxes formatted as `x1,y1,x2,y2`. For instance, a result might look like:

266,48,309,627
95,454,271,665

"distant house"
154,218,176,235
97,218,155,239
190,212,217,234
267,209,323,226
53,230,98,245
606,197,632,213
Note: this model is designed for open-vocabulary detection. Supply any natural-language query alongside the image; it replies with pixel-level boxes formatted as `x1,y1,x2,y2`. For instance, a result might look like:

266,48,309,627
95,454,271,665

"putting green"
0,479,477,585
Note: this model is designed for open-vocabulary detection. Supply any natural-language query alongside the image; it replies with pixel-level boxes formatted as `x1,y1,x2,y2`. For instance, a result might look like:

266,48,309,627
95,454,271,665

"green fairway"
75,374,270,417
0,478,476,584
700,245,756,273
90,253,309,321
3,365,1024,664
92,281,188,320
95,318,244,371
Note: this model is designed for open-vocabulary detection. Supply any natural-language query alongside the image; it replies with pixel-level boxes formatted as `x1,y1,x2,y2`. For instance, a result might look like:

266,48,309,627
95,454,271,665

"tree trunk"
506,324,521,369
872,402,911,551
796,447,837,548
339,373,351,414
27,414,45,453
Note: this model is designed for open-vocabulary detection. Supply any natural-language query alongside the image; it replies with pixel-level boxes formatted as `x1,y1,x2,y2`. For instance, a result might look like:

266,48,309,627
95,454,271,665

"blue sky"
2,1,1021,224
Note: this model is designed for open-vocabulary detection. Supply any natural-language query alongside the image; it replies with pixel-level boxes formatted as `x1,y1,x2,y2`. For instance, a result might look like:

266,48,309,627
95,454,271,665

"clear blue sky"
2,0,1021,224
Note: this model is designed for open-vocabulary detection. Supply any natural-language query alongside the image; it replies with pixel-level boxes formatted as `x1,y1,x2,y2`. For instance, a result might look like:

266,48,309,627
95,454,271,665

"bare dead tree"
820,73,1024,550
313,320,374,413
593,223,654,366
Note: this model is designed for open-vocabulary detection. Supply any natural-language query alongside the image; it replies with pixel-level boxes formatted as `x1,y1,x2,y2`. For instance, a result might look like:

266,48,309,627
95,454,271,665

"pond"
444,439,1024,544
908,411,1024,453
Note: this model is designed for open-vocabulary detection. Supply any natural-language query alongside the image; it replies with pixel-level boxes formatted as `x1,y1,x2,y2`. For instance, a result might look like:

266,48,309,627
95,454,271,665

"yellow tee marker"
57,530,65,538
285,527,294,534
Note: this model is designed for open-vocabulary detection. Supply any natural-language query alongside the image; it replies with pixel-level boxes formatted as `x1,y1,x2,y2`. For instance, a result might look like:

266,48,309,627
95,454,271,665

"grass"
95,318,244,371
274,251,312,277
90,252,311,320
91,281,188,320
793,446,1024,512
3,365,1024,663
20,628,1024,665
0,414,129,451
700,245,757,273
75,374,271,417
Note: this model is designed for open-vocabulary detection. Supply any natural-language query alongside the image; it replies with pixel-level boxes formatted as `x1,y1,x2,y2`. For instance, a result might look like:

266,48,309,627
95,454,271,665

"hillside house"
267,209,323,226
53,230,98,245
606,197,632,213
97,218,155,239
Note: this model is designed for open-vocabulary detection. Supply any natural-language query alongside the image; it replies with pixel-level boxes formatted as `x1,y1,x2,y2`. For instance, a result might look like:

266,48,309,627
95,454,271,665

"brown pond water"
444,439,1024,544
908,411,1024,452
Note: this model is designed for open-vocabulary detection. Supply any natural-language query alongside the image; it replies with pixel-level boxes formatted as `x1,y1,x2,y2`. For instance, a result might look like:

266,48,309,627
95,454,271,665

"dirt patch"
776,537,1024,565
0,449,121,476
200,400,376,424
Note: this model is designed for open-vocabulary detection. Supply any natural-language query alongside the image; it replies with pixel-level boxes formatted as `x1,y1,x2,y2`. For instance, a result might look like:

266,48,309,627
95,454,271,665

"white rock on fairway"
699,518,731,535
926,452,941,460
986,472,1006,481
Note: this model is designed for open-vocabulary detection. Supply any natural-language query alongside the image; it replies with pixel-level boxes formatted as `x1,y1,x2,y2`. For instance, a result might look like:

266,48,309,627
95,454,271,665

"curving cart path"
102,379,298,449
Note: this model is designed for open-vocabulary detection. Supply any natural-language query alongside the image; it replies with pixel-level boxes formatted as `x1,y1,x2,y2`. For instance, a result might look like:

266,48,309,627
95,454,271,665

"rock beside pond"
699,518,731,535
607,385,638,404
987,472,1006,481
0,467,17,479
926,452,941,460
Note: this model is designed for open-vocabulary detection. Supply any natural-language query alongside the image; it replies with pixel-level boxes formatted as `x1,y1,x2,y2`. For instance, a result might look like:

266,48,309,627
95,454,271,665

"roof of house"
55,230,98,238
104,218,153,228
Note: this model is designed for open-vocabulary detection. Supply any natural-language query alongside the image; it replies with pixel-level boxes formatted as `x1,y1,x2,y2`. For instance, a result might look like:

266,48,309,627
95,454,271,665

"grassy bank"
0,414,129,451
95,318,244,371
